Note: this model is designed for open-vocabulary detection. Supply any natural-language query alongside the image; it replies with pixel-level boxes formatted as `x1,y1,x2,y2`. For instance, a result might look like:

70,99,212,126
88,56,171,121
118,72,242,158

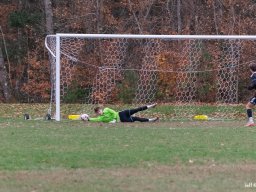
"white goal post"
45,34,256,121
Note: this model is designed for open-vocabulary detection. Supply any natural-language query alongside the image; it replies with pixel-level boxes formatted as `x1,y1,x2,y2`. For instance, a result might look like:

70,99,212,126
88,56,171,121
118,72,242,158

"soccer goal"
45,34,256,121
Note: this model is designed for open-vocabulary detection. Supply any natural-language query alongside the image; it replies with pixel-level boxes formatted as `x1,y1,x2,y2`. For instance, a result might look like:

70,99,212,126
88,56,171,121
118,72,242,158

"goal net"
45,34,256,121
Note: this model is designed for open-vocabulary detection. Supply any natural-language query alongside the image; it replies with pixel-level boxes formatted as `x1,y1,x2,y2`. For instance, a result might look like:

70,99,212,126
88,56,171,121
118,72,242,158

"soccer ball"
80,114,89,121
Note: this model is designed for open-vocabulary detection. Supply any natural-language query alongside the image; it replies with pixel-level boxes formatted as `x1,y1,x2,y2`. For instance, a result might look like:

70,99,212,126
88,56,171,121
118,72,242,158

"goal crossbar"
46,34,256,58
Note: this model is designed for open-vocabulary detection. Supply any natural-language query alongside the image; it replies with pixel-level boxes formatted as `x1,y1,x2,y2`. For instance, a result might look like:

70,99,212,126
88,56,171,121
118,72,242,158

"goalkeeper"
81,103,158,123
245,63,256,126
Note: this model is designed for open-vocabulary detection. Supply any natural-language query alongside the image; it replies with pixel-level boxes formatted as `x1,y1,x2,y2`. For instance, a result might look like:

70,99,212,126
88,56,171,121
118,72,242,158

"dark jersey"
248,73,256,90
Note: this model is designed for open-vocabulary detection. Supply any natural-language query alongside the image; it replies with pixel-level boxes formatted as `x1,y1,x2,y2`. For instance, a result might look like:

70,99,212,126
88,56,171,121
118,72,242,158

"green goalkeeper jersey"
89,108,120,123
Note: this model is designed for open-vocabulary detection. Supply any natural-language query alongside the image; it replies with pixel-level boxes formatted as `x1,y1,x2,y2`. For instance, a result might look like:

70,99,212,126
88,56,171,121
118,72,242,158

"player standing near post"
81,103,158,123
245,63,256,126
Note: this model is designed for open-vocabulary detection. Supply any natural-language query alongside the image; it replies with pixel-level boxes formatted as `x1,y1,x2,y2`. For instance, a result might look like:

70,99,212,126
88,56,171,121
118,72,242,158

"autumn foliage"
0,0,256,103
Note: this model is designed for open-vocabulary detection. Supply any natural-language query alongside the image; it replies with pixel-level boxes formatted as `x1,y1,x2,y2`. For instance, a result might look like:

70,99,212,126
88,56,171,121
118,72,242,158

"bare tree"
213,0,219,34
127,0,143,33
96,0,103,33
44,0,54,34
229,3,235,34
177,0,181,34
0,47,11,101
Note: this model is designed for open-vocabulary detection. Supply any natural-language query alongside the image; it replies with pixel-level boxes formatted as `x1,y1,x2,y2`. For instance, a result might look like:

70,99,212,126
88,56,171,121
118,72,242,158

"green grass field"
0,104,256,191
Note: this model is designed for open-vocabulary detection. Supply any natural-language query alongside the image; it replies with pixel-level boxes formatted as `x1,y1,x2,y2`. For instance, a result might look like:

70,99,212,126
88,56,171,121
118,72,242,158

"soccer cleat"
150,117,159,122
147,103,157,109
245,122,255,127
154,117,159,122
152,103,157,108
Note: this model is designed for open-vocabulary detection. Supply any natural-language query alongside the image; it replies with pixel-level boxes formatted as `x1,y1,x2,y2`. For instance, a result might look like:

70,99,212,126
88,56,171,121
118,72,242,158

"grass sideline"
0,104,255,191
0,103,246,120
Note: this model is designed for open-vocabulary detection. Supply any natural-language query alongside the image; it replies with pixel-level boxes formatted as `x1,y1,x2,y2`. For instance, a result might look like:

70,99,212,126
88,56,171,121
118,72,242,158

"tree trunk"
44,0,54,106
44,0,54,34
96,0,102,33
213,0,219,34
177,0,182,34
128,0,143,33
0,47,11,102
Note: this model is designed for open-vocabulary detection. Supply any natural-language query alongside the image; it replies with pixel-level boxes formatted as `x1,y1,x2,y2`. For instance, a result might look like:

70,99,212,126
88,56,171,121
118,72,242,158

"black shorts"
119,110,134,122
118,106,148,122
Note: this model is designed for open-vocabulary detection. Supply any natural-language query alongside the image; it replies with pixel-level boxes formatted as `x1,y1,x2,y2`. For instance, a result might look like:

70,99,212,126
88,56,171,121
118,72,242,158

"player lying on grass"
80,104,159,123
245,63,256,126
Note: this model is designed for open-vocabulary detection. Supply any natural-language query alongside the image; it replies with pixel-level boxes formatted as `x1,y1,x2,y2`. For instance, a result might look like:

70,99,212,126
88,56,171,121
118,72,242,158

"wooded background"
0,0,256,103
